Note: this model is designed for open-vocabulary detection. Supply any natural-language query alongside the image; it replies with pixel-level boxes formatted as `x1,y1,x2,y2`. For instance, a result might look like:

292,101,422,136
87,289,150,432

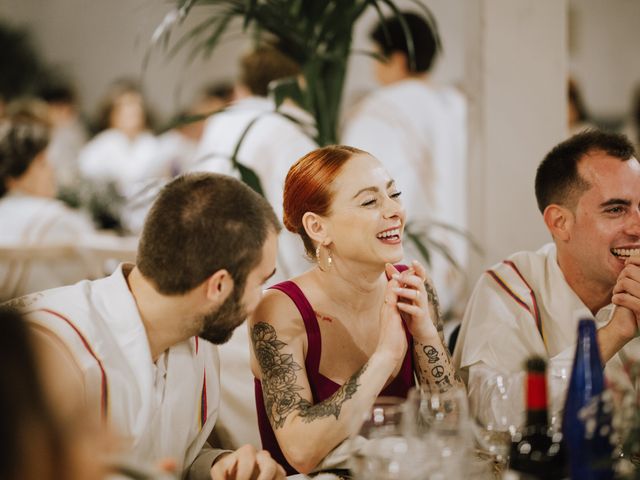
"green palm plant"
150,0,480,284
151,0,431,146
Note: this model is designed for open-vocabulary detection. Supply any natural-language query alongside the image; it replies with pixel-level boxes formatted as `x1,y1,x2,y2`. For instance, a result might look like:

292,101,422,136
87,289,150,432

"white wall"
569,0,640,119
0,0,249,122
465,0,567,283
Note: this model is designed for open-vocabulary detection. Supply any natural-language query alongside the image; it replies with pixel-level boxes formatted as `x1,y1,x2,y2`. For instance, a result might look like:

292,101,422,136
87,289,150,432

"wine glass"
407,385,473,478
474,374,517,469
348,397,430,480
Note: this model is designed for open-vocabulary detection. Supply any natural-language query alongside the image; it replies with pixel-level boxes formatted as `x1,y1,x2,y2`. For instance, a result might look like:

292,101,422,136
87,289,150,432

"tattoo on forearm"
424,281,446,344
424,345,439,364
252,322,366,429
415,341,462,392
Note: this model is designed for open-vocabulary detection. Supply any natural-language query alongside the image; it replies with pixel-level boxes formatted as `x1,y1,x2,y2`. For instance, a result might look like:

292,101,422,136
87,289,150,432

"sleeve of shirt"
453,272,573,429
185,443,231,480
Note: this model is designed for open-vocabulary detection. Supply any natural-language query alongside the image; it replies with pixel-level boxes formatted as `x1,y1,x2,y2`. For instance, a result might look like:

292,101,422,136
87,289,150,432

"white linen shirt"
78,129,163,196
12,265,222,478
193,96,316,283
453,243,640,430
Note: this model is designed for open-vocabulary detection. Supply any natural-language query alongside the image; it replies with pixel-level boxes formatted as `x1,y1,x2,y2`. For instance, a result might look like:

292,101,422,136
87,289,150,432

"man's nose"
626,209,640,237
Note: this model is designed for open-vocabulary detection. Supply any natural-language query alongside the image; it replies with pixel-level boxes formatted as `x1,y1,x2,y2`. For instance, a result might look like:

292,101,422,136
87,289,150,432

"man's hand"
598,256,640,362
612,255,640,327
211,445,285,480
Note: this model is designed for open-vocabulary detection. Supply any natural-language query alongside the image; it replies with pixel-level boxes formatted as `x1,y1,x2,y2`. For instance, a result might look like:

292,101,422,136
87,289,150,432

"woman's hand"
376,272,409,366
385,261,439,343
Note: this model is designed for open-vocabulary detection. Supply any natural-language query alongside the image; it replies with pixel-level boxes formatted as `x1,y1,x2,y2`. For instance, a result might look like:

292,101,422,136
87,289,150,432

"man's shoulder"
6,280,89,311
488,243,554,276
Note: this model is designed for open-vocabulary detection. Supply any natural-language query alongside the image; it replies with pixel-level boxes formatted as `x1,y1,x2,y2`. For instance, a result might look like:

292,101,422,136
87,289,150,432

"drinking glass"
349,397,430,480
406,385,473,478
474,375,517,470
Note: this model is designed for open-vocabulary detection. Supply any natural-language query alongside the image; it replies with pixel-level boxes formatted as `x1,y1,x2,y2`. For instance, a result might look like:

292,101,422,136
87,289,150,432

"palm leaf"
377,0,417,72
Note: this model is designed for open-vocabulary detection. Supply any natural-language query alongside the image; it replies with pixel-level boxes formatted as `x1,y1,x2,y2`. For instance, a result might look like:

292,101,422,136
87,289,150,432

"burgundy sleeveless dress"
254,271,415,475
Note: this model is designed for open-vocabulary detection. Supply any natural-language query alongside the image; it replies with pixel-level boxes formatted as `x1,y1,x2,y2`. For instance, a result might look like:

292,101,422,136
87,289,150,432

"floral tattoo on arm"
252,322,366,429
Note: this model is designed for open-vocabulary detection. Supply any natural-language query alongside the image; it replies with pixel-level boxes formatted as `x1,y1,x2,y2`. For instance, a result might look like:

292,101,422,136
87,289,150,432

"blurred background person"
39,79,88,193
121,82,236,235
194,45,316,283
78,79,161,199
0,109,99,301
343,10,468,322
0,306,108,480
157,81,234,179
192,45,317,452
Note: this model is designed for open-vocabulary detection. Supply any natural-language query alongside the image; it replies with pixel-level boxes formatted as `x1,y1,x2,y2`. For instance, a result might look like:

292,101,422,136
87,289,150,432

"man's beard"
197,288,247,345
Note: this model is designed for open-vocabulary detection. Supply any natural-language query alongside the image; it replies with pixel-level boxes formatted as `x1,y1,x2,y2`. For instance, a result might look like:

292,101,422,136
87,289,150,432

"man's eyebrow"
352,180,396,199
599,198,631,208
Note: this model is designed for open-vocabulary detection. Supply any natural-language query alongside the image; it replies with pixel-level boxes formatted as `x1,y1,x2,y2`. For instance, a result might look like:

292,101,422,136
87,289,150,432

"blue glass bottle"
562,318,614,480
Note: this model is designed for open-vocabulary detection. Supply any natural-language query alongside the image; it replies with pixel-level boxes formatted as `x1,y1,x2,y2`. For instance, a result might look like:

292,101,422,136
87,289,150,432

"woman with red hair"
249,145,461,475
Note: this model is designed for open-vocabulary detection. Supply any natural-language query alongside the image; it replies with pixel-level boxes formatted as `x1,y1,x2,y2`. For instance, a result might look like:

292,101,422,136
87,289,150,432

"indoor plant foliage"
151,0,429,146
151,0,477,286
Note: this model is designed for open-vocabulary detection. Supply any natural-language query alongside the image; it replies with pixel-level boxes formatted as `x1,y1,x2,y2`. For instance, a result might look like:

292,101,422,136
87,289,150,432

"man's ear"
543,204,573,242
204,269,234,304
302,212,331,245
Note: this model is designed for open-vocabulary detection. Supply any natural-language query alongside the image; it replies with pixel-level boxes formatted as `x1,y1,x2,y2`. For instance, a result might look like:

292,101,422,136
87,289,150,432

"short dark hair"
239,46,300,97
370,11,441,73
0,112,50,197
137,173,281,295
535,130,636,213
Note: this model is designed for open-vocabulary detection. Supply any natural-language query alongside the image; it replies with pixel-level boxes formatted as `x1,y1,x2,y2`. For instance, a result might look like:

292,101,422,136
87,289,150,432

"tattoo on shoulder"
251,322,366,429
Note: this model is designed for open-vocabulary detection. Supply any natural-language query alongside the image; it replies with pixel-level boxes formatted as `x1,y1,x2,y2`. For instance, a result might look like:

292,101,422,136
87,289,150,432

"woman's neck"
310,259,387,312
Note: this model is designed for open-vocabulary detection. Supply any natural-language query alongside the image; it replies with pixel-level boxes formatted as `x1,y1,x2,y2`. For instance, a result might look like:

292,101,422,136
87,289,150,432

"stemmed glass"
406,385,474,478
474,375,517,470
348,397,430,480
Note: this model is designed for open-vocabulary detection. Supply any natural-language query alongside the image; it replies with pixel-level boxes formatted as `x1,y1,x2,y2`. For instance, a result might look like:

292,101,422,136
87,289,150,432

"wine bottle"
509,356,565,479
562,318,614,480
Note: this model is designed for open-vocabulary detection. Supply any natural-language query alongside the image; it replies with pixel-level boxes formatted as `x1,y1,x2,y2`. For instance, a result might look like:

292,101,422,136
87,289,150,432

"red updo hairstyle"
283,145,368,257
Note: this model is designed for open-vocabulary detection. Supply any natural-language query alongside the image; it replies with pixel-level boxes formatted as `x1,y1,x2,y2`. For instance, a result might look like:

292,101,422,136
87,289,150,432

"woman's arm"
249,285,408,474
389,261,464,392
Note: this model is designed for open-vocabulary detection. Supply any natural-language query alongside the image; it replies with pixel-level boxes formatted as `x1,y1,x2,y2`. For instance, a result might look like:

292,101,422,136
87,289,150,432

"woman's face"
109,91,145,135
323,153,406,266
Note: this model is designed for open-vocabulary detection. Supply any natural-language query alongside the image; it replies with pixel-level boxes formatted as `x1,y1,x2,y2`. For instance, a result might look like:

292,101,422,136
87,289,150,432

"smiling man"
453,130,640,429
9,173,285,480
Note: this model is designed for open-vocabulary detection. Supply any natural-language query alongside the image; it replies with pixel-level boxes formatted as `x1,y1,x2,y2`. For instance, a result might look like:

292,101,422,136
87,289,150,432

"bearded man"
10,173,285,480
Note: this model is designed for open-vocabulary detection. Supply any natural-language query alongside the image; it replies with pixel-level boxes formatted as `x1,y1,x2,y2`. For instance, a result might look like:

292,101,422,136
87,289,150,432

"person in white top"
193,46,316,284
9,173,286,480
0,112,98,301
193,47,317,451
343,11,467,317
78,80,162,198
453,131,640,430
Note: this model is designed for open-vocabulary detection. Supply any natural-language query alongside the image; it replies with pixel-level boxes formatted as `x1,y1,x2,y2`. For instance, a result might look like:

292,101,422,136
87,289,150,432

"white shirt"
342,79,468,314
78,129,163,196
12,265,222,478
453,243,640,430
0,192,98,301
193,96,316,283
